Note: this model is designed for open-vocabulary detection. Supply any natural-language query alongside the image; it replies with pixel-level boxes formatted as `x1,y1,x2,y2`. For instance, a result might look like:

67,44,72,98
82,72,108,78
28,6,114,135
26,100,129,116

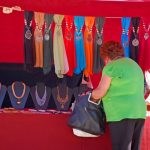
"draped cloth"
129,17,140,63
34,12,44,68
43,14,54,75
53,15,69,78
93,17,105,74
121,17,131,57
64,16,76,76
84,17,95,77
139,17,150,72
24,11,34,69
74,16,86,74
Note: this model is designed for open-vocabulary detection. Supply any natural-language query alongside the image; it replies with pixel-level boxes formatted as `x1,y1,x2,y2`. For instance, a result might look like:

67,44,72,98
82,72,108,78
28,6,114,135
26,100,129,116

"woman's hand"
91,75,112,101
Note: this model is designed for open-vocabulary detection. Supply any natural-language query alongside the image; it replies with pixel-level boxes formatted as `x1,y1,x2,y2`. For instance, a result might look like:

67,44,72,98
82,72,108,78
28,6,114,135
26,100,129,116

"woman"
91,41,146,150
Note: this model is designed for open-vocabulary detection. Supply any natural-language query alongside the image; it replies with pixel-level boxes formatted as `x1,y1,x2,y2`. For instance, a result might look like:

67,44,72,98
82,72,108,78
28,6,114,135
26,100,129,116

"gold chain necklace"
56,86,68,109
12,82,26,105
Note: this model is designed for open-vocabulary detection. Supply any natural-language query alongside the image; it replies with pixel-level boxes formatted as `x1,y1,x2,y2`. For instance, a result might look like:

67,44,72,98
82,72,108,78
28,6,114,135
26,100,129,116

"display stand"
30,82,51,110
8,81,30,109
0,84,7,108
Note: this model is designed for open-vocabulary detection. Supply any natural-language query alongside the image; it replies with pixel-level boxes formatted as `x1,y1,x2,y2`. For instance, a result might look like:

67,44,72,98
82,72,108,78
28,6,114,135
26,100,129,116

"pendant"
123,41,129,48
144,33,149,40
87,34,92,43
76,35,81,40
65,31,72,40
40,100,45,106
60,104,65,109
44,33,50,41
17,99,21,105
35,35,43,42
57,95,68,109
96,38,103,46
132,38,139,47
25,29,32,40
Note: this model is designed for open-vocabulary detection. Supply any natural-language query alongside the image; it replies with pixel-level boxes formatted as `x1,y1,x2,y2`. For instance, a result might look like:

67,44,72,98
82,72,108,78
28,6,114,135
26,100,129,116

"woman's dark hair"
100,41,125,60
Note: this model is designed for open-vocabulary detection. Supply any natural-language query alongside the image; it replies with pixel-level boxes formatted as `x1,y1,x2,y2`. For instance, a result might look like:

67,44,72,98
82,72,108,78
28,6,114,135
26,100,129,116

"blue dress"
74,16,86,74
121,17,131,57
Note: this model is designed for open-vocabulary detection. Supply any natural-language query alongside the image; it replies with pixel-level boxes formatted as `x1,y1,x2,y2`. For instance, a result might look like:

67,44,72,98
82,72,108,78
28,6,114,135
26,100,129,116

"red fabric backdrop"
0,11,24,63
0,0,150,16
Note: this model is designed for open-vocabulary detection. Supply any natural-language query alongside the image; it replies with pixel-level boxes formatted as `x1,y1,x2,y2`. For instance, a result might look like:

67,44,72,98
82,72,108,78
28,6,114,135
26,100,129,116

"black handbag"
68,93,105,135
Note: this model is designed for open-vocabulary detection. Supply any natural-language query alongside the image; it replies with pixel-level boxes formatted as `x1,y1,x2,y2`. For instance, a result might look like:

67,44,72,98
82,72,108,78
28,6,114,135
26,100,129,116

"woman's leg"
131,119,145,150
109,119,136,150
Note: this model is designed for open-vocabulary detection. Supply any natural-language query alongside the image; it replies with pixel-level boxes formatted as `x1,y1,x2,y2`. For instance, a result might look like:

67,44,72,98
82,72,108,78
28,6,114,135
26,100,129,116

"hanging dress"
34,12,44,68
129,17,140,63
74,16,86,74
83,16,95,77
24,11,34,69
53,14,69,78
43,14,54,74
64,15,76,76
138,17,150,72
93,17,105,74
121,17,131,57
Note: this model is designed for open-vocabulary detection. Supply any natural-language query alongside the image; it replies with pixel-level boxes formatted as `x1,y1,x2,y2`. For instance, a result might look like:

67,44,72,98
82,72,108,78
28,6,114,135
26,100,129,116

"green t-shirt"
102,58,146,122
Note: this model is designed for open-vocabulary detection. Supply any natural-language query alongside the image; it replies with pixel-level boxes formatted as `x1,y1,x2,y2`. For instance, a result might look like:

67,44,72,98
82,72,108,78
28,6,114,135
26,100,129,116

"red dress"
64,16,76,76
138,17,150,72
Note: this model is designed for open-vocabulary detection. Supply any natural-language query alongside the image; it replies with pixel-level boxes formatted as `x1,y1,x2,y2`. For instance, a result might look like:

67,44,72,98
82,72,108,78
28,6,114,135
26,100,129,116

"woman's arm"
91,75,112,102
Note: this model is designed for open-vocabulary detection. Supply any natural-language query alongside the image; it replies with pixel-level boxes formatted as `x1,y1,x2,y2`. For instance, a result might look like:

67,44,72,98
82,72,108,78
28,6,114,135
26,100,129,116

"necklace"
85,17,95,43
35,23,43,42
56,86,68,109
95,17,105,46
24,19,32,40
142,20,150,40
132,26,139,46
75,26,83,40
44,22,52,41
12,82,26,105
86,26,93,42
35,86,47,106
65,21,73,40
122,28,129,48
96,25,103,46
34,12,44,42
121,18,131,49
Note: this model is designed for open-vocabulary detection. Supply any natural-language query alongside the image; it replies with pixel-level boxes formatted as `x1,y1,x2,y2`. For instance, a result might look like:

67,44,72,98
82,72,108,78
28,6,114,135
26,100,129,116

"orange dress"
84,17,95,77
34,12,44,68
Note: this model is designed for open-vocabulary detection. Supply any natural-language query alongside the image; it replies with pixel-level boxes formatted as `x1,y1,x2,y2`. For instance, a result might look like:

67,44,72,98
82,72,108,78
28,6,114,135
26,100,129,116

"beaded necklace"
142,20,150,40
56,86,68,109
24,19,32,40
35,86,47,106
12,82,26,105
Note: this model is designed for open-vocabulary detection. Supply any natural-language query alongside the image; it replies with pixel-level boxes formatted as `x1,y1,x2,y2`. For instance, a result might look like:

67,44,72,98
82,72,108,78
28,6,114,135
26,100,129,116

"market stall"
0,0,150,150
